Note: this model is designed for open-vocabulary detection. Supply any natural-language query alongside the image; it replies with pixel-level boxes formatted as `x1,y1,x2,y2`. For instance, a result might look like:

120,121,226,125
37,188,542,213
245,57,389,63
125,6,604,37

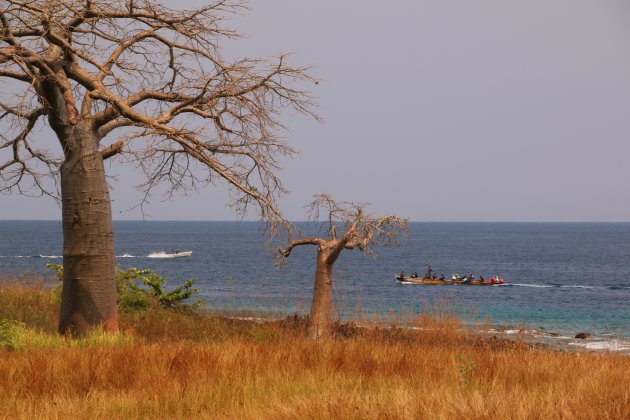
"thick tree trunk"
58,122,118,336
308,249,335,340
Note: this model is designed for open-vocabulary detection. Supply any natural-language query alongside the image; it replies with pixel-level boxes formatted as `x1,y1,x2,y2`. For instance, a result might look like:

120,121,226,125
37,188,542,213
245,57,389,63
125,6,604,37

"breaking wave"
568,340,630,352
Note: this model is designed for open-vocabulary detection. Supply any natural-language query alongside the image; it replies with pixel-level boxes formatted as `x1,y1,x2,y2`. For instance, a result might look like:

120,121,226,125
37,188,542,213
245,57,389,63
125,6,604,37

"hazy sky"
2,0,630,221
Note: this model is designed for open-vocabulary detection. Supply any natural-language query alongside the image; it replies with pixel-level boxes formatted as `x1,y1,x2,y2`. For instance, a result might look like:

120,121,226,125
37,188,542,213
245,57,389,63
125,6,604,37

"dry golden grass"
1,278,630,419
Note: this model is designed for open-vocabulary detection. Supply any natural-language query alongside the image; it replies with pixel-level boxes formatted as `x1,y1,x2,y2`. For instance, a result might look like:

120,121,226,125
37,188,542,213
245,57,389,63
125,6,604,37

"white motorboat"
148,251,193,259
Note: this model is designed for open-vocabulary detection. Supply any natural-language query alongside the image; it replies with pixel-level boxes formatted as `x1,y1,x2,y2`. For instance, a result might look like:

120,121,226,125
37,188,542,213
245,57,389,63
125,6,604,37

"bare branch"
0,69,32,82
1,0,318,226
100,140,124,159
279,194,408,265
278,238,325,258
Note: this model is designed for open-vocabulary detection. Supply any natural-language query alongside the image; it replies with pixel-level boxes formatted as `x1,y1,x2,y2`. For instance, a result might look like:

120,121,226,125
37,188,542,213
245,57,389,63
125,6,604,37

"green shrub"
47,264,204,312
0,319,16,350
115,267,205,311
456,354,477,386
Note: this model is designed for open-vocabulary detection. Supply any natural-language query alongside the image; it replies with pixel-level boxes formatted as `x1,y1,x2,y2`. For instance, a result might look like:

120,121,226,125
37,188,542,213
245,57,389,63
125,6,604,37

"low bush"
47,264,204,312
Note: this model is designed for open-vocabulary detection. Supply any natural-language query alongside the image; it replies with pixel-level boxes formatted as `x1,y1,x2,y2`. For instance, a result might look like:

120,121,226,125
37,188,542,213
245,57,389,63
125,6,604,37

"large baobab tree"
278,194,407,340
0,0,316,336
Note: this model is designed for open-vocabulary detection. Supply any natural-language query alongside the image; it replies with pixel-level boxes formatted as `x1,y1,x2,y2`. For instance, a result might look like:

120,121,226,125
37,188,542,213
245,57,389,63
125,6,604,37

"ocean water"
1,220,629,341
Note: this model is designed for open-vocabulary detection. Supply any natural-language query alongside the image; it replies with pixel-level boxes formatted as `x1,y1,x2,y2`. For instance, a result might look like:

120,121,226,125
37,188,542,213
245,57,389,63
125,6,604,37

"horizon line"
1,219,629,224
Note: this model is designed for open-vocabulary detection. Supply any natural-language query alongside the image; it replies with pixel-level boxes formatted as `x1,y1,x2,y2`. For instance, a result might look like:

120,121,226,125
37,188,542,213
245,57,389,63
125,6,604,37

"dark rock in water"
575,332,591,339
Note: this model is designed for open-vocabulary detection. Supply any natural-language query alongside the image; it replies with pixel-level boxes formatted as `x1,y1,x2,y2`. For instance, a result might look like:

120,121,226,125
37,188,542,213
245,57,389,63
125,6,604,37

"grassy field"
1,277,629,419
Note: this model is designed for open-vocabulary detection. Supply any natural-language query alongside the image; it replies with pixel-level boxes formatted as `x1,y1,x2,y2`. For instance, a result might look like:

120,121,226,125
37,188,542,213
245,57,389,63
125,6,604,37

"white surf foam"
39,255,61,259
569,340,630,352
116,253,135,258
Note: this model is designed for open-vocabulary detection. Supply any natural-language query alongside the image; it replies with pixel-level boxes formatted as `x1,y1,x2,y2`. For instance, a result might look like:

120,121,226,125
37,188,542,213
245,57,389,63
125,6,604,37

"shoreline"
3,275,629,355
486,326,630,355
219,310,630,355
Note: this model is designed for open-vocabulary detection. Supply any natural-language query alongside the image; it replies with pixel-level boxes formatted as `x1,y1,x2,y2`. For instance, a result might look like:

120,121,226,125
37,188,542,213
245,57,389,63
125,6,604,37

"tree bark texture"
308,249,335,340
58,122,118,336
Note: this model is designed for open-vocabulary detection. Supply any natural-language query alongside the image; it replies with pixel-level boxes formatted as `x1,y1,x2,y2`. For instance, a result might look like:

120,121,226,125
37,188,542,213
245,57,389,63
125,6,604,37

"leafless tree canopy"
1,0,317,225
279,193,409,262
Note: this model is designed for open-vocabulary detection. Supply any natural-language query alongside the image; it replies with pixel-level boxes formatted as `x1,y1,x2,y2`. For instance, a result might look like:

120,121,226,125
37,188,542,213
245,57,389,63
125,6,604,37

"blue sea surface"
1,220,629,338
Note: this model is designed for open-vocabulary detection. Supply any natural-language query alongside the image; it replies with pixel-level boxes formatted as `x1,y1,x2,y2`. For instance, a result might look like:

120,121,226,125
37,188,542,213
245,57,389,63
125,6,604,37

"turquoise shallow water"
1,221,629,339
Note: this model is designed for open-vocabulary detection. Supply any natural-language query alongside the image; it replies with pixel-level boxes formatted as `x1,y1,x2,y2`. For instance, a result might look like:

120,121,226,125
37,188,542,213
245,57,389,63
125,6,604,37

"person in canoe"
493,275,506,284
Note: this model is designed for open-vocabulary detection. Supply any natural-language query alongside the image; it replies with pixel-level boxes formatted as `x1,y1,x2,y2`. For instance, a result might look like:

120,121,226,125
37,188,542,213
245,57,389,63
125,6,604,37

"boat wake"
0,255,62,259
509,283,627,291
35,253,190,259
1,252,194,259
508,283,553,288
395,279,630,291
148,252,171,258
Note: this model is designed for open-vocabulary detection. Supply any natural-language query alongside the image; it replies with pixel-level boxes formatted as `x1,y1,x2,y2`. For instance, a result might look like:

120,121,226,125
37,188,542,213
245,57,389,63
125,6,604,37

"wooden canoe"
395,276,453,285
395,276,502,286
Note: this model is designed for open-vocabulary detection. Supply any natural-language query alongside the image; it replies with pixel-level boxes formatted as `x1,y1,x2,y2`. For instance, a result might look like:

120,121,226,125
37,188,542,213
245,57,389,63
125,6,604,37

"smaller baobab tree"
278,194,408,340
